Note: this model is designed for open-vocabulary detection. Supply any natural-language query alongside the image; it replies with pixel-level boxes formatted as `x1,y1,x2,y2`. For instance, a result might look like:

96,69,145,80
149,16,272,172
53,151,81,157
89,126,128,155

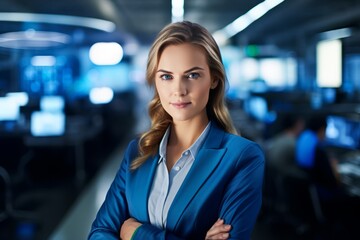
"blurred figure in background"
296,114,340,190
295,113,345,224
266,113,305,174
263,113,305,225
295,113,360,238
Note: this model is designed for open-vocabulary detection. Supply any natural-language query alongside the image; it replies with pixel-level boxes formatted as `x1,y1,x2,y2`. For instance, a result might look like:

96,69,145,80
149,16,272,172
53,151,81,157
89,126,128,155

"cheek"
197,84,211,98
156,87,167,100
155,85,170,106
155,82,164,97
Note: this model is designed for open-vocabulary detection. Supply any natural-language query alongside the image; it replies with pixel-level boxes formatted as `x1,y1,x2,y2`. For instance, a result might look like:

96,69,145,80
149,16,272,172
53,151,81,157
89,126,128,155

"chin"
170,114,194,122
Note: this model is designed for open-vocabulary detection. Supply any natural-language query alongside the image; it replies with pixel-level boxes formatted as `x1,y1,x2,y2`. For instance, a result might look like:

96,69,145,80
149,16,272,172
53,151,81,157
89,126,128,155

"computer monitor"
244,96,268,122
325,115,360,149
0,96,20,121
30,111,65,136
40,95,65,112
6,92,29,106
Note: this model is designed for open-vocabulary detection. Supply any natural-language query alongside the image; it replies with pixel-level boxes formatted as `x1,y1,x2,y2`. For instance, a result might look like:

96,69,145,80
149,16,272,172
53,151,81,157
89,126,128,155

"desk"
337,151,360,197
23,115,103,185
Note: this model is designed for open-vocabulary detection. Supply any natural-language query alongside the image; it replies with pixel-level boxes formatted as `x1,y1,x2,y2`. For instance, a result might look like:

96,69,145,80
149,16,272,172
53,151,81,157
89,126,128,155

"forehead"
157,43,209,70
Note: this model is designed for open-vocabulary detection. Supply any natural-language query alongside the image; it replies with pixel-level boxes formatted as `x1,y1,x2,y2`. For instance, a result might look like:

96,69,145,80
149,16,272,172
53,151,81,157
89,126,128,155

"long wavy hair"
131,21,237,170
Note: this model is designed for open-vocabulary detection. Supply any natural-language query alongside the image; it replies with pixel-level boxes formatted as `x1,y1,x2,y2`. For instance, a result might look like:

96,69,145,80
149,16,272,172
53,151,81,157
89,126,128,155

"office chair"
264,161,326,235
282,167,326,230
0,165,36,222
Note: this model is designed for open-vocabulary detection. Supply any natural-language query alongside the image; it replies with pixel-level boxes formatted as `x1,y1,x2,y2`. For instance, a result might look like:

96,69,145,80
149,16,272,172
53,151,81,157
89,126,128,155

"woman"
88,21,264,240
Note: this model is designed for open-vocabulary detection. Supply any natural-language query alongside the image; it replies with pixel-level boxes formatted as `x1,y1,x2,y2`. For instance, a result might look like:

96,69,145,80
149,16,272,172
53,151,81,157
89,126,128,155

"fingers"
211,219,224,228
205,219,231,240
206,232,229,240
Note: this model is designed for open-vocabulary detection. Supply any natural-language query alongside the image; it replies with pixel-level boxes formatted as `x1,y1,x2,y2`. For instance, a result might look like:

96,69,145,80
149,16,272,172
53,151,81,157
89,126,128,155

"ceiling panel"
0,0,359,53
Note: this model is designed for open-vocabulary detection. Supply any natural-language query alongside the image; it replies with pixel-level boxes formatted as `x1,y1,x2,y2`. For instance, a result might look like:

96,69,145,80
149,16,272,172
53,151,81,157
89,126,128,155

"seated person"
296,114,360,233
266,113,305,174
264,113,306,217
295,114,340,191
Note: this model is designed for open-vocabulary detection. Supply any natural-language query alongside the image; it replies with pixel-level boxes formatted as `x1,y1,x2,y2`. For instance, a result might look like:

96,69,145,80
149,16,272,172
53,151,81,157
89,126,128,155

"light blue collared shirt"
147,122,211,229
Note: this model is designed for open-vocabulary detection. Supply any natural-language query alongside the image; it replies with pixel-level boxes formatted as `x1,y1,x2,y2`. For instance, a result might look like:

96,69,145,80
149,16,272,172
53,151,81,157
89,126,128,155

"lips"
171,102,191,108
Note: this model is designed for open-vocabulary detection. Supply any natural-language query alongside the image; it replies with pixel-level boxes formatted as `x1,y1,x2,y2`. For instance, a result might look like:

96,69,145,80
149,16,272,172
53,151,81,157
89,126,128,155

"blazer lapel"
166,123,227,231
128,154,159,222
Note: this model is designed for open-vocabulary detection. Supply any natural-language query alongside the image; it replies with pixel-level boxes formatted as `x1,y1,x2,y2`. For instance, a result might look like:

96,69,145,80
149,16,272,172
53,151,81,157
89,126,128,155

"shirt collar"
158,126,171,162
158,121,212,164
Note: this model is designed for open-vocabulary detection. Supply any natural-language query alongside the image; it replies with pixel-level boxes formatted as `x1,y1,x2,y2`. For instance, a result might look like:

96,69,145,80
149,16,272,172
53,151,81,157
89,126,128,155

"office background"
0,0,360,239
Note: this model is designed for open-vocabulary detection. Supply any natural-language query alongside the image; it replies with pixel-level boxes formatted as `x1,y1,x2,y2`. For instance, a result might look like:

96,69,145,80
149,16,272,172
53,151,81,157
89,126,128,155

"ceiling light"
0,29,70,49
172,0,184,23
89,42,124,65
0,12,116,32
319,28,352,41
213,0,285,45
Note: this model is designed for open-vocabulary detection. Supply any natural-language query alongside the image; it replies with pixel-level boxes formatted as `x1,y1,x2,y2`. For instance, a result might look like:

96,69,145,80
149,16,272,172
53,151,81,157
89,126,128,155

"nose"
173,77,187,96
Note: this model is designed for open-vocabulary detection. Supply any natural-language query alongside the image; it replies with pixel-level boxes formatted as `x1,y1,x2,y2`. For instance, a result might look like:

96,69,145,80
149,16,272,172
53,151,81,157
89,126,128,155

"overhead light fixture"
213,0,285,45
316,39,342,88
172,0,184,23
0,12,116,32
0,29,70,49
319,27,352,41
89,42,124,65
31,56,57,67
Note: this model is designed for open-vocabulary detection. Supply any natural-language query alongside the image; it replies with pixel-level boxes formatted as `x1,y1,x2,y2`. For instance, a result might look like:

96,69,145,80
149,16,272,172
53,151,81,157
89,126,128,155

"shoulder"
223,132,263,153
220,131,265,168
123,138,140,161
210,122,261,150
127,138,139,151
209,123,264,156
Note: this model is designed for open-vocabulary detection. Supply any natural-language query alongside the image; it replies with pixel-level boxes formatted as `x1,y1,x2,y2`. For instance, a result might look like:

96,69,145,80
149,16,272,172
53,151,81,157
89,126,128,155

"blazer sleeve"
88,141,134,240
131,224,185,240
88,140,187,240
220,142,265,240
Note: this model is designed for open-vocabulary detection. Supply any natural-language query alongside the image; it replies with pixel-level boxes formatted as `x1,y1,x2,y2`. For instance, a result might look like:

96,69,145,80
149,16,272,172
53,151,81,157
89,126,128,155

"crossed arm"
88,141,264,240
120,217,231,240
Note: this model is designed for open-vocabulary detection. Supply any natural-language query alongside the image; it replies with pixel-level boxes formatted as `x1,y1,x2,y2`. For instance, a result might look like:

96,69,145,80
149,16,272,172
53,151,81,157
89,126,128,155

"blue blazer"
88,123,264,240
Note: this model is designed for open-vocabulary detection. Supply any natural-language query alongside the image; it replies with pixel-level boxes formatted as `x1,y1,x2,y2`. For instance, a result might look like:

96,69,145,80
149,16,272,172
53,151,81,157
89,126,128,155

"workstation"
0,0,360,239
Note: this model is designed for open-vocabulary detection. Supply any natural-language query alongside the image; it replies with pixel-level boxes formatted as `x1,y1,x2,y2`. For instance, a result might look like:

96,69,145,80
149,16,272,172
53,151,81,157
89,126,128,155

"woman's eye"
160,74,172,80
187,72,200,79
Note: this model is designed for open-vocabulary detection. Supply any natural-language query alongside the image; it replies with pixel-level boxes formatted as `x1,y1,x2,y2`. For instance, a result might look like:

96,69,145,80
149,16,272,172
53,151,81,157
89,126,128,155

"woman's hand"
205,218,231,239
120,218,142,240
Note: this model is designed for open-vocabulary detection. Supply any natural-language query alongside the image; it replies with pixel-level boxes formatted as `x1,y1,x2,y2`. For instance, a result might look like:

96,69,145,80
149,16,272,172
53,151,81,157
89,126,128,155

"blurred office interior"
0,0,360,239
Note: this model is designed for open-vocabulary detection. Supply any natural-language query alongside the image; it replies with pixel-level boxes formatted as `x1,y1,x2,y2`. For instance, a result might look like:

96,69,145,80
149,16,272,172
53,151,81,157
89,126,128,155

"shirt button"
174,166,181,171
184,151,189,156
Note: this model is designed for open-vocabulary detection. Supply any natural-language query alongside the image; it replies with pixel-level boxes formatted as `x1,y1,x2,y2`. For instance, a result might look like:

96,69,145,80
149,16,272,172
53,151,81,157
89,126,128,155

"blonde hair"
131,21,237,170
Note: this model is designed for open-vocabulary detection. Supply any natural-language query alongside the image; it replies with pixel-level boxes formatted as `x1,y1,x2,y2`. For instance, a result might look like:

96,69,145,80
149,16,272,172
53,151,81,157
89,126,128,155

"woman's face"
155,43,216,124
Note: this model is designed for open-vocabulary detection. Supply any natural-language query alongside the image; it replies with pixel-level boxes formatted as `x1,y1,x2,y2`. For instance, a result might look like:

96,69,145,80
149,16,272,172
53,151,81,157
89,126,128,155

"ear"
211,79,219,89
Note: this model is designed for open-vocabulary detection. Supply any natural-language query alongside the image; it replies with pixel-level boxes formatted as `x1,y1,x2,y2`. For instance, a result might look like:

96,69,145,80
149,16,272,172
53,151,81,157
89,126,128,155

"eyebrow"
157,66,205,74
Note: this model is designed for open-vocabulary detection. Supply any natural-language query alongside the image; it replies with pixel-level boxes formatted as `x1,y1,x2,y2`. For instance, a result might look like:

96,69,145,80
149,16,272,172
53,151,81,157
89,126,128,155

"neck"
168,118,209,149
